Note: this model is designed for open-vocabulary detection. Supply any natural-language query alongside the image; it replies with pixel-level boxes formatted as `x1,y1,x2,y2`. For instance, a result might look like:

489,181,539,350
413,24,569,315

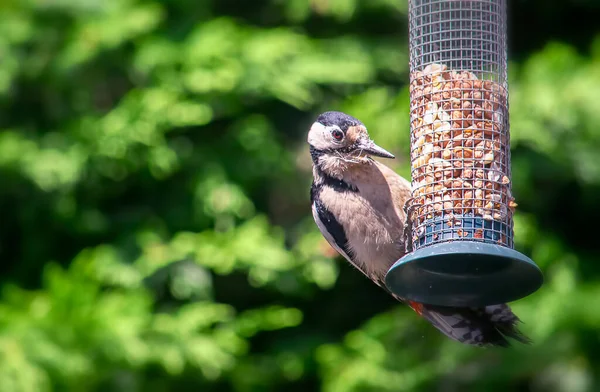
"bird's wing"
310,176,380,284
312,201,354,264
311,198,403,295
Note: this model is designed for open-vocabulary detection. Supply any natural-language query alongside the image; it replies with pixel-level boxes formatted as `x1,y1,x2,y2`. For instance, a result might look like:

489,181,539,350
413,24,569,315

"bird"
308,110,531,347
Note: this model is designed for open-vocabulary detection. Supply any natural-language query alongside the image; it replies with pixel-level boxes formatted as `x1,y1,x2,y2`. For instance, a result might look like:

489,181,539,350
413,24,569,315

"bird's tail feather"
408,301,531,347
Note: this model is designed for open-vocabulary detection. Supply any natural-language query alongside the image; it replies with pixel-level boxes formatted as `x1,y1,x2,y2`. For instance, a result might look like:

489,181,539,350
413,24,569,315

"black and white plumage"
308,111,531,347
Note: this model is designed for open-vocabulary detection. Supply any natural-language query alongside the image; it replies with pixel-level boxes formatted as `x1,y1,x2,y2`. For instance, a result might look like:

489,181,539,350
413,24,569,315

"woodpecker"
308,110,530,347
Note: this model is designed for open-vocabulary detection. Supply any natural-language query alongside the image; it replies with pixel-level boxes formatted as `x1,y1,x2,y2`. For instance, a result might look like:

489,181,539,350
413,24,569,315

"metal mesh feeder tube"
385,0,543,308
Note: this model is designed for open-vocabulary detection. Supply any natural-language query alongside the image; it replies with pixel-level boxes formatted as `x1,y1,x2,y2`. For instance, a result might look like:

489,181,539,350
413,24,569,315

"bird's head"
307,111,394,174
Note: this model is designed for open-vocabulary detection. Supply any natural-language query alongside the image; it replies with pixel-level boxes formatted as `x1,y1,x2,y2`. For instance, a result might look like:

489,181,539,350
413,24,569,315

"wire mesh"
407,0,515,251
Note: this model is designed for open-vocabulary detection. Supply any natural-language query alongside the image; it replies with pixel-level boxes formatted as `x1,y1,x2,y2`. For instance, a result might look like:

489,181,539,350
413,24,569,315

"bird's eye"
331,130,344,141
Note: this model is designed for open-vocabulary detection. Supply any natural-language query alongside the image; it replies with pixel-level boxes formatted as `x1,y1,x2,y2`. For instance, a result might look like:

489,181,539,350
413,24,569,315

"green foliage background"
1,0,599,391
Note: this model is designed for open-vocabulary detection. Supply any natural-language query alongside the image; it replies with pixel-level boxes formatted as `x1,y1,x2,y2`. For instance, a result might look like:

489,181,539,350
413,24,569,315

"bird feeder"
385,0,543,307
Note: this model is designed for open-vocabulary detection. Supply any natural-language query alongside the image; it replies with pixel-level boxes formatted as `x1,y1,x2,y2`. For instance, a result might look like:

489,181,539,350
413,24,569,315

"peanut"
408,63,514,242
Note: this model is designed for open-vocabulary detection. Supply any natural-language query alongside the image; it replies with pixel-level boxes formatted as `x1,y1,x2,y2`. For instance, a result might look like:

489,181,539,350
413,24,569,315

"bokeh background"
1,0,600,391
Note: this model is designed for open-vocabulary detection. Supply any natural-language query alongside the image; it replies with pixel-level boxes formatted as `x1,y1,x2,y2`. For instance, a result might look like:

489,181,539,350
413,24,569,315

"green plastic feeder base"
384,241,544,308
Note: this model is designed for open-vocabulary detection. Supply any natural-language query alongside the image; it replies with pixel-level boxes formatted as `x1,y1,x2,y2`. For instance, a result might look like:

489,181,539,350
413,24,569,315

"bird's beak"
356,138,395,159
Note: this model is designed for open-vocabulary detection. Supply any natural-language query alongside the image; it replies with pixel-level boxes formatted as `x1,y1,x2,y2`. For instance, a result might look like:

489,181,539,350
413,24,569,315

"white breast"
318,185,405,280
343,211,404,279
